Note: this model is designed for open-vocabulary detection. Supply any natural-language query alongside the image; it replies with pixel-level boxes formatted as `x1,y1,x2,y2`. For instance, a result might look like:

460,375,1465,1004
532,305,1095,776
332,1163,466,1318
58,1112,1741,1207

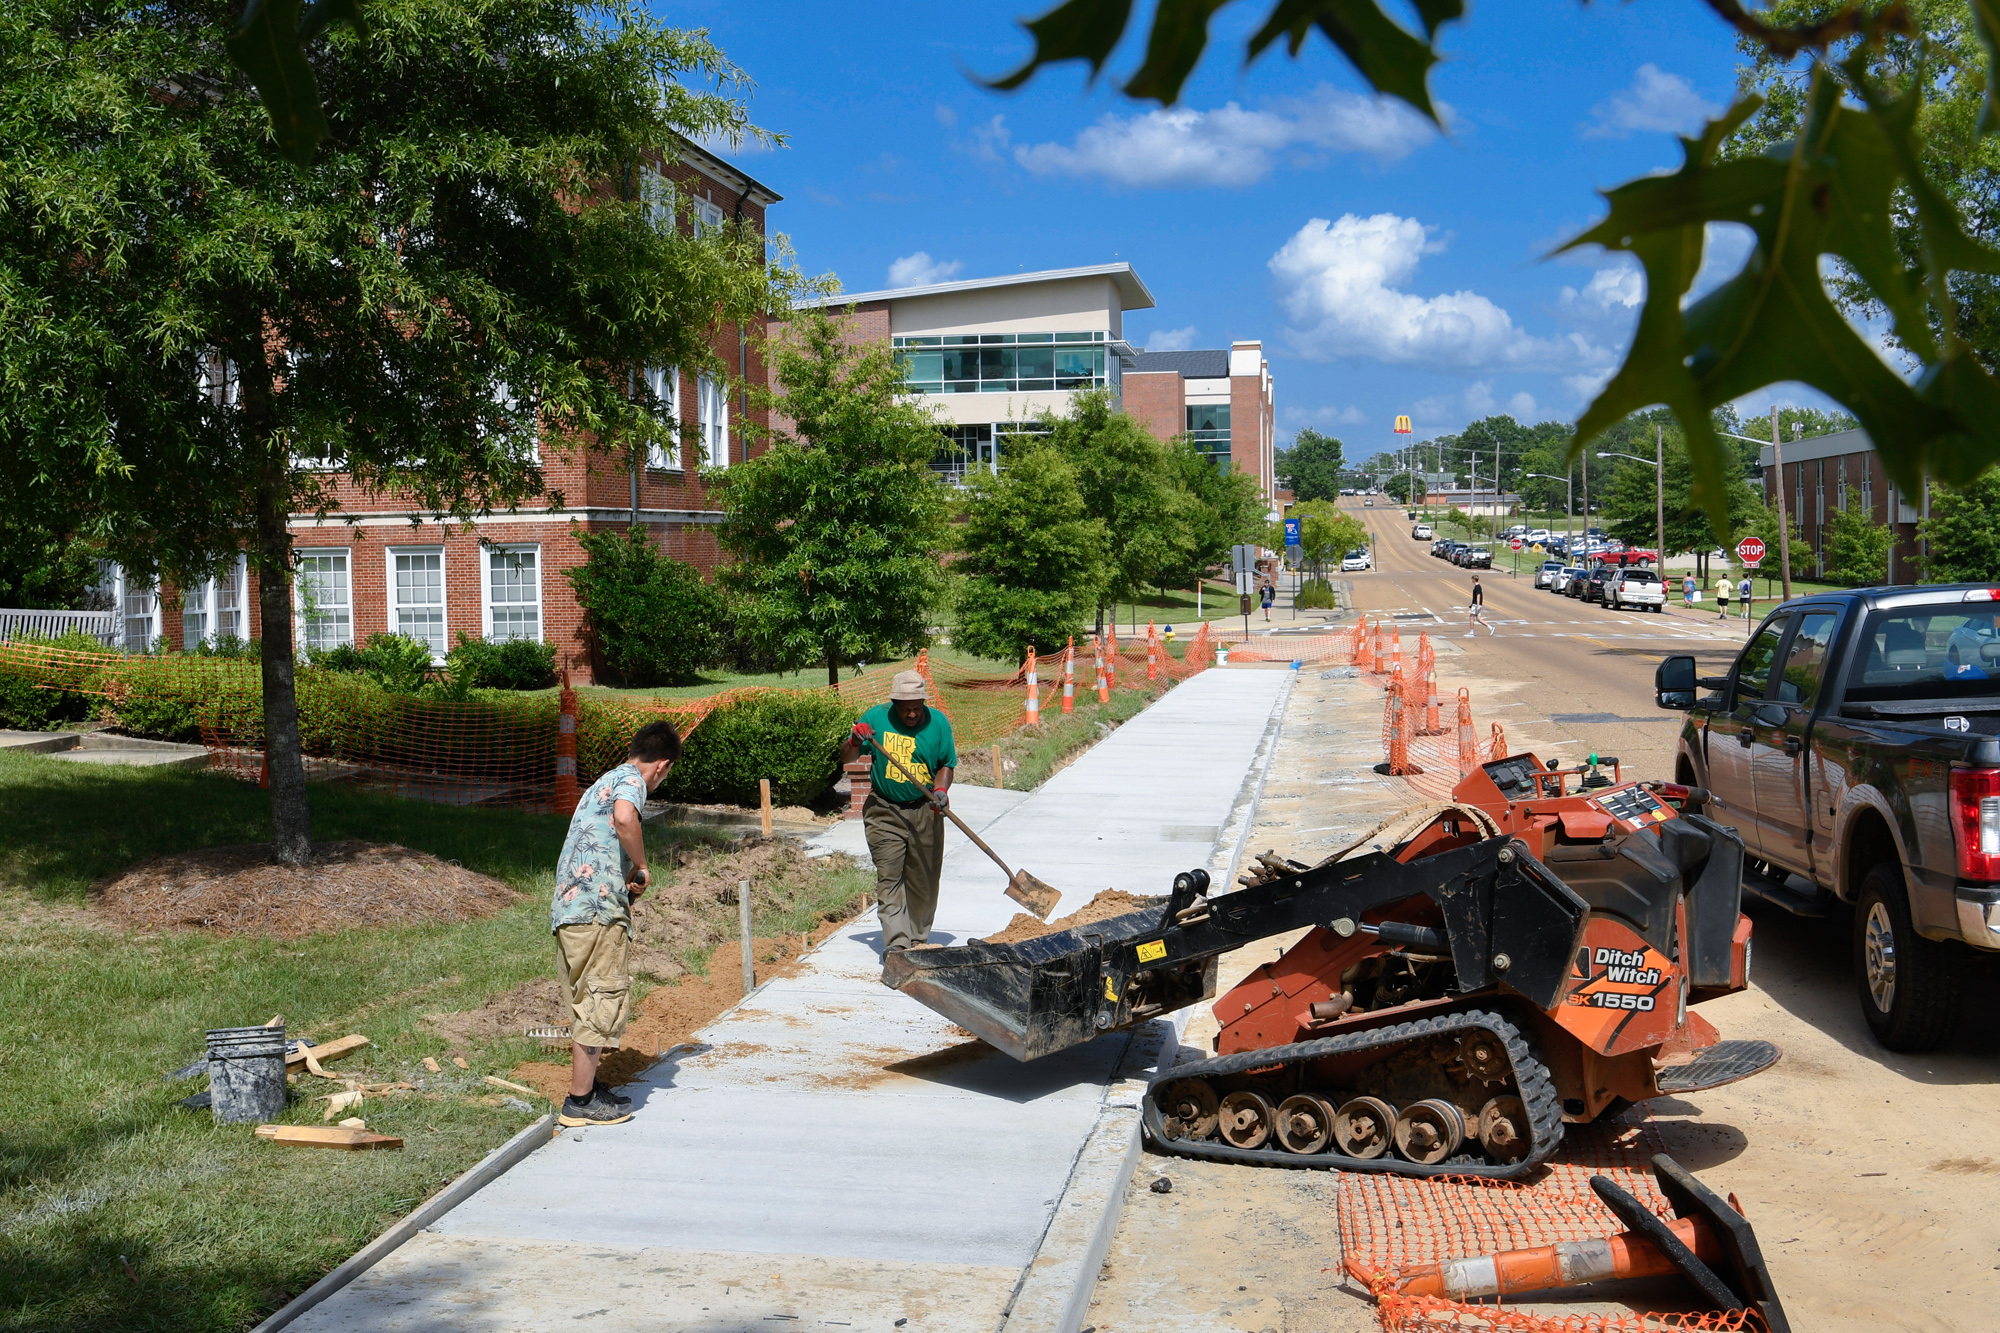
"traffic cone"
1062,637,1075,713
554,670,580,815
1146,621,1159,682
1094,634,1109,703
1023,647,1039,729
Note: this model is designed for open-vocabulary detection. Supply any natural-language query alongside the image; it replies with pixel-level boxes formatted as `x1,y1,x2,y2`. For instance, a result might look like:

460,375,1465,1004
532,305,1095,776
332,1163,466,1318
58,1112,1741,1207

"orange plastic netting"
0,625,1218,812
1340,1115,1769,1333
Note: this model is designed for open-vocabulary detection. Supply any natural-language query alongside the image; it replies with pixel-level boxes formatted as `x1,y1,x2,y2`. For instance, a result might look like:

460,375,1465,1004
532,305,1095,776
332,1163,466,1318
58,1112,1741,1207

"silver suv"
1609,568,1667,612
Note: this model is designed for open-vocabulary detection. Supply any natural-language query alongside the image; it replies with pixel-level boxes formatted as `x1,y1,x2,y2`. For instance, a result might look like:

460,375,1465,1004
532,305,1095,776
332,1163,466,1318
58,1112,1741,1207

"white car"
1363,498,1374,507
1534,559,1564,589
1412,523,1433,539
1609,568,1667,612
1341,549,1372,572
1526,528,1551,545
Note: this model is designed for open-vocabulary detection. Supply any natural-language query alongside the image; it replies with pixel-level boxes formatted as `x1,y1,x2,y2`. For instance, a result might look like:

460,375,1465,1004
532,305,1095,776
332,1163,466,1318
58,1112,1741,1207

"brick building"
1757,428,1926,584
1124,344,1277,506
97,142,781,681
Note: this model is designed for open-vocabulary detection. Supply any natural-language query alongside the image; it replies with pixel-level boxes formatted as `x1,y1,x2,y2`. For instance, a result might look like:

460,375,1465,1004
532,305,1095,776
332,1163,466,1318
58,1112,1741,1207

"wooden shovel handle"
862,734,1017,880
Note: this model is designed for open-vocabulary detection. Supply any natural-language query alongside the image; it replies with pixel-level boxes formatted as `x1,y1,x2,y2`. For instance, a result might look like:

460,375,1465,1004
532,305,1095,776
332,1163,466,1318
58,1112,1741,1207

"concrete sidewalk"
289,667,1295,1333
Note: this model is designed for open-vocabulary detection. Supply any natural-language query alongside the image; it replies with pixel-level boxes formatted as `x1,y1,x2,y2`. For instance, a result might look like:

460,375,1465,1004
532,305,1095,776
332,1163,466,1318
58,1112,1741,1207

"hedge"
658,690,855,807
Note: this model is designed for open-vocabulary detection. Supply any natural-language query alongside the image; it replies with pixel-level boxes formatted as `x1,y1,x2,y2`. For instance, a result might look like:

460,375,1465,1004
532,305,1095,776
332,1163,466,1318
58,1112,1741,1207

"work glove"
850,721,874,744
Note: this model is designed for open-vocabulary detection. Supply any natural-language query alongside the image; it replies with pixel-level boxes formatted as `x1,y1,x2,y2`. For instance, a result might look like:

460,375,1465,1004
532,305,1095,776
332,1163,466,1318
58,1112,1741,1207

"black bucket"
207,1025,287,1124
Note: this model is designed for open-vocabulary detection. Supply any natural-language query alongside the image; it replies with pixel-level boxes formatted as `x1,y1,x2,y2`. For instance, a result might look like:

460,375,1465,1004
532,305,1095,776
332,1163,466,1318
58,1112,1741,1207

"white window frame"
387,545,448,660
103,564,157,653
482,544,543,644
694,196,725,235
644,366,681,471
697,373,728,469
642,166,676,233
492,382,541,464
295,549,354,654
183,554,250,647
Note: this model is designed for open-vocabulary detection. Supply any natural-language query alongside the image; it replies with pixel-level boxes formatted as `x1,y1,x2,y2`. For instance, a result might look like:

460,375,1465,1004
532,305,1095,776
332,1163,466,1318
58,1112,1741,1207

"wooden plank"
482,1075,542,1098
286,1034,370,1068
255,1124,402,1151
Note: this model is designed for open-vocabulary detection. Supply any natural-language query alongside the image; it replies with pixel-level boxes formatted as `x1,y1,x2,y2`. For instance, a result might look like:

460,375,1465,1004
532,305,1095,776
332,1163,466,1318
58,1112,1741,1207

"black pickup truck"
1655,584,2000,1052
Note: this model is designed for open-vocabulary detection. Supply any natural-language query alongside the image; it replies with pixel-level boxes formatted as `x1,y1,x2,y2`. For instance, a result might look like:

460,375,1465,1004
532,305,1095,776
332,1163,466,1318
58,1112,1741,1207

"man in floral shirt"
550,720,681,1126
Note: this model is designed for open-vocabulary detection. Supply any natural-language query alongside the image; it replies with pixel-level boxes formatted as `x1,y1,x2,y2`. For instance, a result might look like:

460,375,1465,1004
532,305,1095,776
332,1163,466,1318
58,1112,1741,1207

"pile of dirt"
92,841,518,937
625,837,854,965
424,977,567,1052
980,888,1156,945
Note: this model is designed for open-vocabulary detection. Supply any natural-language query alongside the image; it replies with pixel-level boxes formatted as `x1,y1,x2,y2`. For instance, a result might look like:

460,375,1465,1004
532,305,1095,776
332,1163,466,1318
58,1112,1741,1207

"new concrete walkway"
289,667,1295,1333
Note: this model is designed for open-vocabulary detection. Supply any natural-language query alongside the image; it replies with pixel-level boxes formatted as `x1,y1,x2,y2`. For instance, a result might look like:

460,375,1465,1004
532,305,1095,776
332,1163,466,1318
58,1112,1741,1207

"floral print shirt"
550,763,650,935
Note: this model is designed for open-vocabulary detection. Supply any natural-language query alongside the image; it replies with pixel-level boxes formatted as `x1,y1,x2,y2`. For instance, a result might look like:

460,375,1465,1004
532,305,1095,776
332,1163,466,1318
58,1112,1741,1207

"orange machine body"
1212,752,1752,1121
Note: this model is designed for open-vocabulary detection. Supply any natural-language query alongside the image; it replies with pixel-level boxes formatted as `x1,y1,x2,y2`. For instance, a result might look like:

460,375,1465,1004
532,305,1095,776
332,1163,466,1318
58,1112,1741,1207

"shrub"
192,634,261,661
306,642,367,673
113,680,206,742
358,633,436,694
566,525,725,686
448,634,557,690
0,669,92,731
1297,578,1340,610
659,689,854,807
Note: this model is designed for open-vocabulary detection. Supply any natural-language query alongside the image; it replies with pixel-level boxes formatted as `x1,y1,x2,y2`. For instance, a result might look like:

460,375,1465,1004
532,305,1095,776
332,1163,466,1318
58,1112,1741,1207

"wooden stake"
759,778,773,837
990,744,1004,788
738,878,755,996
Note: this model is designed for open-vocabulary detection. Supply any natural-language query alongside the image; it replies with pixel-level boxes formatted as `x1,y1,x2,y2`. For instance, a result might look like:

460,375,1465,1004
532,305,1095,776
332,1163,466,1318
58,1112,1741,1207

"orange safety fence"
1340,1113,1769,1333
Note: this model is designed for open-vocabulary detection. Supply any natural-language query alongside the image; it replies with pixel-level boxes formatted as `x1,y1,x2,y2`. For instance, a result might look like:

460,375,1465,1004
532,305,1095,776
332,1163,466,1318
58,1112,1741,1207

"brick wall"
768,301,892,441
1230,372,1269,500
1123,371,1184,442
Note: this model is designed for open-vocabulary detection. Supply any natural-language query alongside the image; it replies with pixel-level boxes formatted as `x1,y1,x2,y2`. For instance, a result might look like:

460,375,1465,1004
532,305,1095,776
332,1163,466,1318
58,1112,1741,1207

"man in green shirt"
839,669,957,954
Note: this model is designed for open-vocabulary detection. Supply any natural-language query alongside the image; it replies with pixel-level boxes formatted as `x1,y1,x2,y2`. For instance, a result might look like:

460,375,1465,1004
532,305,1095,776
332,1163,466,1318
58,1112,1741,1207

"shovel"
860,734,1061,920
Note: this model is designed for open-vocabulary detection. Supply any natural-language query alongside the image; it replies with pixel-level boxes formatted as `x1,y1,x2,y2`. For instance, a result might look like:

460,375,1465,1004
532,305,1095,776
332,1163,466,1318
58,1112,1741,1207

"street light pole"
1770,406,1793,601
1525,472,1573,565
1596,447,1666,576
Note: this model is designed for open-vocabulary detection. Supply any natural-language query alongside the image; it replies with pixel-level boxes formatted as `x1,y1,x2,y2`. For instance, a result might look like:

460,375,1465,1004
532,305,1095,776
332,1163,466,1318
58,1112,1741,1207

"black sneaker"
593,1081,632,1108
558,1090,633,1127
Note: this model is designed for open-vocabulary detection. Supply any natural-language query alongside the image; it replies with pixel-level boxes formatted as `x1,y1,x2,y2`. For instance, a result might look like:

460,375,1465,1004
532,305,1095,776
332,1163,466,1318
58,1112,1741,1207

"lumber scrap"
255,1125,402,1151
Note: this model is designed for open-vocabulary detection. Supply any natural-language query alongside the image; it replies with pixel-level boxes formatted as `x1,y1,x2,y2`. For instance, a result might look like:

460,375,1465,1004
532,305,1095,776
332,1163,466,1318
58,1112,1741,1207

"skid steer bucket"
881,899,1203,1061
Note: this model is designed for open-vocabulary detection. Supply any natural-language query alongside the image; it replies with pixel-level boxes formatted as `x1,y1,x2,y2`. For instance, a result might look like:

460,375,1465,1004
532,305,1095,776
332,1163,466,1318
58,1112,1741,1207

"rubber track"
1142,1008,1564,1179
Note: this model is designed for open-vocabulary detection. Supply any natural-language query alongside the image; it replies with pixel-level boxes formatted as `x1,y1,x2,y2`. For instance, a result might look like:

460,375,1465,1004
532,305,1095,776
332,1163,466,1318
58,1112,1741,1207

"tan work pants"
864,794,944,952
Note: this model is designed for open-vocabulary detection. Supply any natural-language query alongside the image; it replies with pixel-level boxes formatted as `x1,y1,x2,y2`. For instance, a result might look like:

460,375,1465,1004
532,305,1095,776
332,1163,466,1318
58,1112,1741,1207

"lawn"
0,752,865,1333
571,642,1021,701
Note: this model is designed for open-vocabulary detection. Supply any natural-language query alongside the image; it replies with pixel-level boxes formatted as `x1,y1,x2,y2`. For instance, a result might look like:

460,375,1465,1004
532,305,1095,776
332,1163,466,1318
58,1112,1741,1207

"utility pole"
1654,422,1665,575
1770,407,1793,601
1493,434,1502,529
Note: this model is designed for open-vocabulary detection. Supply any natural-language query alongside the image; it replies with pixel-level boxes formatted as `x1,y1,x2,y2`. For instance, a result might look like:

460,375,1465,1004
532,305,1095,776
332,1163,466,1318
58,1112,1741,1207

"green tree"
1043,391,1191,630
0,526,103,610
1158,438,1266,593
953,440,1109,660
1823,501,1892,586
1920,469,2000,582
1383,474,1418,503
1276,428,1345,501
0,1,789,862
1285,499,1368,580
717,309,950,684
566,526,726,686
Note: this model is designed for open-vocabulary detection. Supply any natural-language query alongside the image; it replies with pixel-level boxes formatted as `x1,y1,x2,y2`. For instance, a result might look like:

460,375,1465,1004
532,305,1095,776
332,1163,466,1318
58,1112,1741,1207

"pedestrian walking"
837,670,957,957
549,719,682,1127
1260,582,1274,622
1682,574,1695,608
1740,576,1753,626
1715,573,1732,620
1467,576,1496,636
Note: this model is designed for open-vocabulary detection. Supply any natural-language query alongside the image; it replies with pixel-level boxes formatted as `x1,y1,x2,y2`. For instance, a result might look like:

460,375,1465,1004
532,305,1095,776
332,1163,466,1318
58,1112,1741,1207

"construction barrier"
1456,688,1478,776
1061,637,1075,714
1023,646,1040,729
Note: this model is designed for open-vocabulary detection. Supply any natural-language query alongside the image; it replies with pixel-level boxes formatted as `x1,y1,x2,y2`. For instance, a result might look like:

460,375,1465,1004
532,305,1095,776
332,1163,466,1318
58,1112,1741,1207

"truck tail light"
1950,768,2000,881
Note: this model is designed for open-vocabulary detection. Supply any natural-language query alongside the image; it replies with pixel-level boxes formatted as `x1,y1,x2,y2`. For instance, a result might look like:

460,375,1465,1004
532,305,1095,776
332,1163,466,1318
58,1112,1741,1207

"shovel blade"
1004,871,1062,921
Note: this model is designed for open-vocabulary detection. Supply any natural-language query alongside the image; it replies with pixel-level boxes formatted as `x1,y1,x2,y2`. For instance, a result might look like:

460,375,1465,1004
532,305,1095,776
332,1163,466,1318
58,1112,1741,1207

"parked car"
1608,567,1667,611
1526,528,1552,546
1462,545,1493,569
1341,548,1372,571
1412,523,1434,539
1657,586,2000,1051
1534,559,1565,589
1431,537,1452,557
1581,565,1617,603
1555,565,1587,594
1447,542,1471,565
1501,524,1529,540
1563,566,1595,598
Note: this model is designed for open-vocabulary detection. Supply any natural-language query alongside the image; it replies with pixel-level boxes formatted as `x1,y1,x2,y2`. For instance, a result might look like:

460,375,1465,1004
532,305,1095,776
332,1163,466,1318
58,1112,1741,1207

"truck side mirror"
1656,654,1696,710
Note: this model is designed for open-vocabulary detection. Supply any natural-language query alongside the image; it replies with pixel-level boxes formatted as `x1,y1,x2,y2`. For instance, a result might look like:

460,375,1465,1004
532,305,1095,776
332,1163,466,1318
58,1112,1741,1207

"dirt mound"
625,837,850,962
93,841,517,937
980,889,1157,945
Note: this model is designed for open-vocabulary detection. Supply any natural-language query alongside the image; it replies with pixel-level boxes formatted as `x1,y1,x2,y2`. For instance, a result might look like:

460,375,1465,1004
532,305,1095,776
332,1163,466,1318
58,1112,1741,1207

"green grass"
0,752,863,1333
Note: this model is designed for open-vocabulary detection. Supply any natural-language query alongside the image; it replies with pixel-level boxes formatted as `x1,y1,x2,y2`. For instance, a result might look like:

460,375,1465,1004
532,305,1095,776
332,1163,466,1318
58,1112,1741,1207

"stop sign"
1510,538,1522,551
1736,536,1767,565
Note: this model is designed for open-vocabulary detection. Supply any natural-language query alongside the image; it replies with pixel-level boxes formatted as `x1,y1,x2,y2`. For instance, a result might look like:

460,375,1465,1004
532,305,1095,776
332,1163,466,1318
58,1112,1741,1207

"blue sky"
650,0,1839,453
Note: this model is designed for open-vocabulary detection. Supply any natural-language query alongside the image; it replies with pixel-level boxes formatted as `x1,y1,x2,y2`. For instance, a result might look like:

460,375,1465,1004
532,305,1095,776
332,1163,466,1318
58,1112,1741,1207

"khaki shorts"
555,922,632,1048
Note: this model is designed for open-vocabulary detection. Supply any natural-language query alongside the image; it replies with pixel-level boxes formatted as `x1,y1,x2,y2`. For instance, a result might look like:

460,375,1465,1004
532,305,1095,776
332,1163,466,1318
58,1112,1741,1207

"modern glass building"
793,264,1152,482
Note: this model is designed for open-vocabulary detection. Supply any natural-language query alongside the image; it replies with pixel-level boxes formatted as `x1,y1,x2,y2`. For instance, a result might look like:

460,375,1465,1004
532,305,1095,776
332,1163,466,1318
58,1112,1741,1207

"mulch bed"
92,840,518,937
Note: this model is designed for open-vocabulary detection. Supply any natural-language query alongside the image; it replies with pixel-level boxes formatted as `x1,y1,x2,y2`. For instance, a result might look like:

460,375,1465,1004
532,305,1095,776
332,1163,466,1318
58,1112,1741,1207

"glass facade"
894,332,1114,395
1187,403,1231,465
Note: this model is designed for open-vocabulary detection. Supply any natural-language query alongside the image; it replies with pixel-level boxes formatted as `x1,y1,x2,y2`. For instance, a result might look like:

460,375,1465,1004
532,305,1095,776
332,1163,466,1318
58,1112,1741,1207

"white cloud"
1013,85,1435,189
1270,213,1606,371
934,105,958,129
1283,404,1370,431
1583,65,1720,140
1509,391,1540,419
887,252,963,288
1560,263,1643,316
1144,325,1200,352
970,115,1012,164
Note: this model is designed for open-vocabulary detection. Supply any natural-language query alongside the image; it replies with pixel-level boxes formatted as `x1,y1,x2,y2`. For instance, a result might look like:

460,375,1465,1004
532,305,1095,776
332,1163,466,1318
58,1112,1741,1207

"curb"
248,1112,557,1333
1004,671,1295,1332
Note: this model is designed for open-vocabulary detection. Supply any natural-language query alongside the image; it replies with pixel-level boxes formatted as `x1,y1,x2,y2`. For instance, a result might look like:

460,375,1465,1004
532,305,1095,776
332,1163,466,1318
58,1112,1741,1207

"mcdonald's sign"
1393,415,1412,434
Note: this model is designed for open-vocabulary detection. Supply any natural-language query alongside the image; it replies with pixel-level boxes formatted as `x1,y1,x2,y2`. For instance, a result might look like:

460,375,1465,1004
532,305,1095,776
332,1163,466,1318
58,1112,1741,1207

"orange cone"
1062,637,1075,713
1023,647,1040,728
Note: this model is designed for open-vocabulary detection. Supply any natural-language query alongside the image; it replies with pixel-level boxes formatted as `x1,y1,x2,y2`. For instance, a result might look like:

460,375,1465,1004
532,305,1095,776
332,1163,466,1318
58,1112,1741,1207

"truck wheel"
1853,863,1963,1053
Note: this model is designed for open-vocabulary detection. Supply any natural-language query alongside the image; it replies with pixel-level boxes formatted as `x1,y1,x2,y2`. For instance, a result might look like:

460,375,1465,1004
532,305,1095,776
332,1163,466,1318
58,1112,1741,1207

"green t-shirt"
860,702,958,804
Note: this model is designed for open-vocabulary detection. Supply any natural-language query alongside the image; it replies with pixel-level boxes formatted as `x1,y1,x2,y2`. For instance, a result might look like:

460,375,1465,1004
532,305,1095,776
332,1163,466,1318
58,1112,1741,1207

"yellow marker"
1136,939,1167,964
1104,976,1119,1003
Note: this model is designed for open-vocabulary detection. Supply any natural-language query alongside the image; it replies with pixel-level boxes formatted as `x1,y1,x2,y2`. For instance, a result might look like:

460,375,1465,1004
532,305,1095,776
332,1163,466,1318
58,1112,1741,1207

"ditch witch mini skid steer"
882,752,1780,1178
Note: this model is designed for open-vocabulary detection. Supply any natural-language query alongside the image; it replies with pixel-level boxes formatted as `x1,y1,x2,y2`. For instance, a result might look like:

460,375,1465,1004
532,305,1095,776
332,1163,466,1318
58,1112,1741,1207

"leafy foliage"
1041,390,1194,623
658,689,855,807
0,527,103,611
566,526,725,687
954,440,1109,659
1822,500,1892,585
447,635,559,691
1157,437,1268,592
1279,499,1369,579
1920,467,2000,581
356,633,437,695
1598,411,1765,555
718,309,952,684
1276,428,1346,502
